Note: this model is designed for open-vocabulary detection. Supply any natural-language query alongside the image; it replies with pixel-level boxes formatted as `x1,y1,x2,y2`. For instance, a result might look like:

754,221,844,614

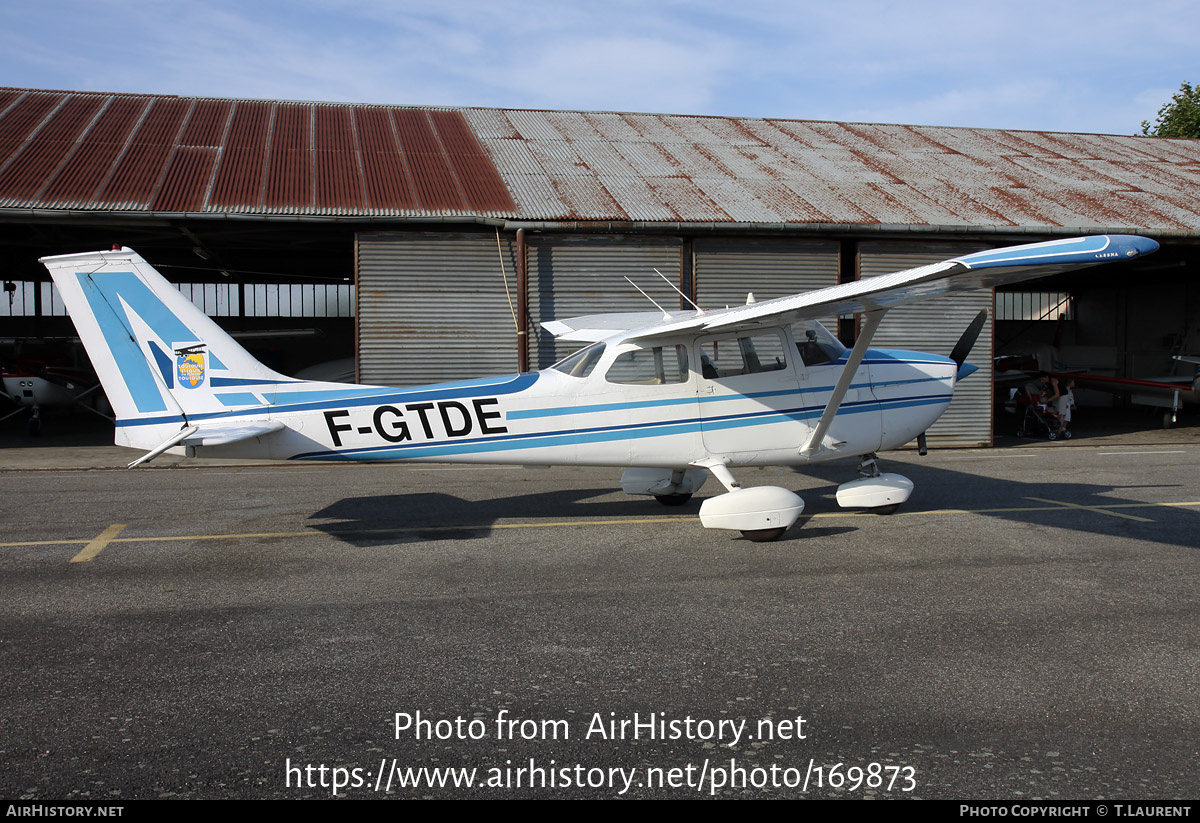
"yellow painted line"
69,524,128,563
3,502,1199,553
0,517,698,551
1025,497,1156,523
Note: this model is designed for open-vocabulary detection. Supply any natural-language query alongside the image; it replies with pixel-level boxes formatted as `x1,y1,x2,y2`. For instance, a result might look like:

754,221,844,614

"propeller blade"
949,309,988,370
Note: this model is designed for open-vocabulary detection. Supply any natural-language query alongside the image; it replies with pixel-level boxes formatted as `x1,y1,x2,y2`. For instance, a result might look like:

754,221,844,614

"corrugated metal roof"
1,87,1199,234
0,88,515,218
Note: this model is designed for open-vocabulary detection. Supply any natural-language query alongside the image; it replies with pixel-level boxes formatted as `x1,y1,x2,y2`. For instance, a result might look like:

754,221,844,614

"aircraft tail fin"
40,247,292,427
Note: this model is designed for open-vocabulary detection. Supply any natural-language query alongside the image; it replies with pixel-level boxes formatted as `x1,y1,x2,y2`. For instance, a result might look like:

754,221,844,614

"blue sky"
1,0,1195,135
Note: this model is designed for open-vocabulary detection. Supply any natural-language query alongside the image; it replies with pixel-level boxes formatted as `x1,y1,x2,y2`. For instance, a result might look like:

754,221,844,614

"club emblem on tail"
175,344,207,389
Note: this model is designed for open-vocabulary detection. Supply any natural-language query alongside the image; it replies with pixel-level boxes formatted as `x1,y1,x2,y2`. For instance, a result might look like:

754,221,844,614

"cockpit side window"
605,344,689,385
551,343,605,378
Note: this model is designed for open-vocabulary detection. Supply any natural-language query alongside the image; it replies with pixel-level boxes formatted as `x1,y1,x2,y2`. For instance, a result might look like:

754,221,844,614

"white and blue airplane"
41,235,1158,541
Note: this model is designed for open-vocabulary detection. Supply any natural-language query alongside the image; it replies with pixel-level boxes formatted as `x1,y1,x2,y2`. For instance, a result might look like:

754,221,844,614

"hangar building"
2,87,1198,445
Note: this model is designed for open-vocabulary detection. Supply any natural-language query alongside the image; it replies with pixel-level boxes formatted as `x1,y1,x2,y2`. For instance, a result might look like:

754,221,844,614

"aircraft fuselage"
132,325,958,469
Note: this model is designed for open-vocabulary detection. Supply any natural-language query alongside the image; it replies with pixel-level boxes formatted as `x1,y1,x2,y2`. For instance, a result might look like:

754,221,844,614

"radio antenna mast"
623,276,671,320
653,268,703,313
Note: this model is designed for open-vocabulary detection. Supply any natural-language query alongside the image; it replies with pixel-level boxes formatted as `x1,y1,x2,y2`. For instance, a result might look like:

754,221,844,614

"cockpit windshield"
551,343,605,378
792,320,846,366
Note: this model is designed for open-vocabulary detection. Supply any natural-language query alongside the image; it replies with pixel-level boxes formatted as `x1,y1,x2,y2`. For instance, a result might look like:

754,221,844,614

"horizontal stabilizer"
180,420,285,447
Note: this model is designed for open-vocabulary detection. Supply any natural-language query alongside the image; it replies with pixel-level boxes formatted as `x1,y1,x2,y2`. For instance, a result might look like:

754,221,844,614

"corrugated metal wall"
693,238,840,326
357,232,521,386
527,236,683,367
859,242,993,447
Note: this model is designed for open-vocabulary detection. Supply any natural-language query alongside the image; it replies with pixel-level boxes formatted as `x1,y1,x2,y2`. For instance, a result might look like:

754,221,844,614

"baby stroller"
1014,387,1071,440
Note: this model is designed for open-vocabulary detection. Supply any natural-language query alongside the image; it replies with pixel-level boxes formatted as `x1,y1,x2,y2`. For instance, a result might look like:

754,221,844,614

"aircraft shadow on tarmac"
306,460,1199,549
306,488,862,546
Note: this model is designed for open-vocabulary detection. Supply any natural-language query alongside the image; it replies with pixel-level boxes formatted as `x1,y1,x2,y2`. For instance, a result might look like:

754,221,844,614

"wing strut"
800,309,887,458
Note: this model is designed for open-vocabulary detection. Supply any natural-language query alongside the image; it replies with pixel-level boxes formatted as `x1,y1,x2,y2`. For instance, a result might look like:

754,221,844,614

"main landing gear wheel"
654,493,692,506
835,456,914,515
740,527,787,542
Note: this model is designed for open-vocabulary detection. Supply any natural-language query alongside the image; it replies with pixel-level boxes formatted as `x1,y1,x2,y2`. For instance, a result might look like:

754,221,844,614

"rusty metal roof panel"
1116,190,1199,231
1105,159,1200,193
392,108,467,212
697,142,779,180
621,113,691,144
0,95,105,203
576,111,646,143
609,141,678,177
0,89,26,120
360,149,416,215
477,138,544,177
644,175,729,221
663,116,739,147
94,97,190,208
738,178,832,222
151,146,217,212
657,140,739,180
543,110,606,143
684,116,767,147
782,178,874,224
691,175,785,223
594,173,680,222
430,110,515,214
355,106,399,153
312,104,362,212
0,92,63,157
906,126,1016,160
460,108,521,140
525,139,593,179
178,99,233,147
263,103,313,212
502,172,571,218
355,108,415,214
545,169,625,219
504,109,567,142
1112,134,1200,165
40,96,149,207
207,100,271,210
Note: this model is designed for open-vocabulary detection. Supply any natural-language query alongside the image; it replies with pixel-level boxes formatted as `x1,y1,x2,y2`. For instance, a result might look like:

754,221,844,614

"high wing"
601,235,1159,343
541,311,692,343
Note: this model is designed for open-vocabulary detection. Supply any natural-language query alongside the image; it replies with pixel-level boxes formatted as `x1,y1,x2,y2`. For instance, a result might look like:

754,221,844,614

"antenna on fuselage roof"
623,276,672,321
652,268,703,313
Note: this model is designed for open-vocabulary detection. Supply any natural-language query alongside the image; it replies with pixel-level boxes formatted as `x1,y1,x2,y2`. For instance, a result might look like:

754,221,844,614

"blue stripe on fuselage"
288,392,952,462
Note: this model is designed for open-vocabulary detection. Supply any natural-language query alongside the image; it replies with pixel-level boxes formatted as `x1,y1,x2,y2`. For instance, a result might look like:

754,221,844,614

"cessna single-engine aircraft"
42,235,1158,541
